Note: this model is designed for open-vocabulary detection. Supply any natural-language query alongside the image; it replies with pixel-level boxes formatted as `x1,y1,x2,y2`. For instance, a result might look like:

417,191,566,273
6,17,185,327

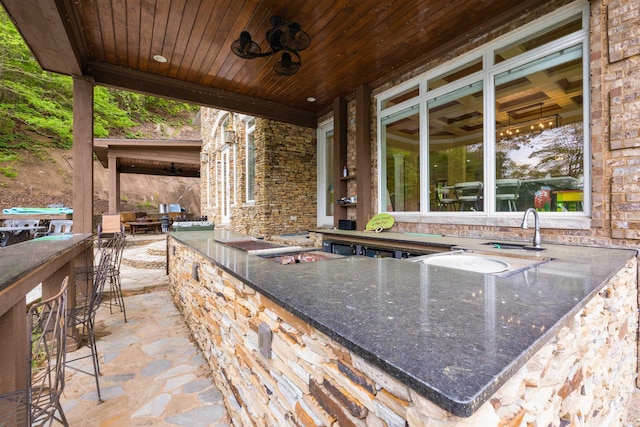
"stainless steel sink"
482,241,546,251
409,250,551,276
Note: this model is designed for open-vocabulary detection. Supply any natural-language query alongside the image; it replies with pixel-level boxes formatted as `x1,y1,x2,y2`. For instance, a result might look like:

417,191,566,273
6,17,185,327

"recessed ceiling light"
307,97,316,102
153,55,168,63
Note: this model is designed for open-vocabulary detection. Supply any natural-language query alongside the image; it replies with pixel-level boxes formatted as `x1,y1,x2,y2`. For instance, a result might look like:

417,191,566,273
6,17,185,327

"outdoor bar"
0,235,91,396
168,229,637,425
0,0,639,424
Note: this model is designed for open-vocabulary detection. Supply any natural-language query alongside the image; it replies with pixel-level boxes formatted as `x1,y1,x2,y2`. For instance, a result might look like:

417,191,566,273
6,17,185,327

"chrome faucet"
521,208,541,248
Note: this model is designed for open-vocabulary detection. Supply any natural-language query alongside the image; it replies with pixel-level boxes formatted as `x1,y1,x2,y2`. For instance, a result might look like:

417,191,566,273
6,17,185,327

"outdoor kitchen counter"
169,229,637,417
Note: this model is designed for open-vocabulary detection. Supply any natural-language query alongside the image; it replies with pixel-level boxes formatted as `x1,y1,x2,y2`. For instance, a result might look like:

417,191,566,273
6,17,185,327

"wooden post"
333,98,347,228
108,154,121,213
355,85,372,229
72,76,95,234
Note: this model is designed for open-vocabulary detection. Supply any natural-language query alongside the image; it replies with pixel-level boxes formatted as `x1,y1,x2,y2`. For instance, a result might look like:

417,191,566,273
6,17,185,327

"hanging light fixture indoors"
231,16,311,75
497,103,561,143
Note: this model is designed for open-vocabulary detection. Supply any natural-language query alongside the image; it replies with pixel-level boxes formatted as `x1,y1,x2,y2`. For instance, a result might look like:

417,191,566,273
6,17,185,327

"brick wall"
599,0,640,241
356,0,640,248
169,239,638,426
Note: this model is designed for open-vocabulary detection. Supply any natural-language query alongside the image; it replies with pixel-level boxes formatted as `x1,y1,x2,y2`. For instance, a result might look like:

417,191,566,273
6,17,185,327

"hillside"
0,123,202,216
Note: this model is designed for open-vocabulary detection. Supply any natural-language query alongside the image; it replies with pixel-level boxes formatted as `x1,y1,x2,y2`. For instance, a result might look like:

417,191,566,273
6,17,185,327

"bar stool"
66,247,111,403
29,277,70,426
98,215,127,322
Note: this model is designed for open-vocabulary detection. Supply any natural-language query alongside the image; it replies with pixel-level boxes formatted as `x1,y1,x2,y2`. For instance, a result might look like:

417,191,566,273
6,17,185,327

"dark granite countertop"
170,229,637,417
0,234,92,294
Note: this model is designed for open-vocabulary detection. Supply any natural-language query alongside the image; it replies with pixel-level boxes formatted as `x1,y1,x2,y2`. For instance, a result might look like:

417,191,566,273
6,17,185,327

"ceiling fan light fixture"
231,16,310,75
232,31,261,59
274,52,300,76
164,162,182,176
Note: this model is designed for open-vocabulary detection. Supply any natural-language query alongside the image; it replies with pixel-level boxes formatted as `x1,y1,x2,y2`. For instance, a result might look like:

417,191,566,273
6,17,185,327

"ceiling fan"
231,16,311,75
164,163,182,176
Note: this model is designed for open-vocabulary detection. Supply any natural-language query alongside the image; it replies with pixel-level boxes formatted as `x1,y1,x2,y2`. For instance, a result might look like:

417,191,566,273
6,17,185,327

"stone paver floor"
60,236,231,426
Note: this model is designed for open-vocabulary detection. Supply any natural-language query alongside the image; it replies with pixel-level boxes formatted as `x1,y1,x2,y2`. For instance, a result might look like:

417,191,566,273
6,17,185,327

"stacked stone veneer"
168,239,638,426
200,110,317,239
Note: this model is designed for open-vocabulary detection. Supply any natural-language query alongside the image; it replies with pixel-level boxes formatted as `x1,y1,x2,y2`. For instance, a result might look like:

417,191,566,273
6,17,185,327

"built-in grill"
159,204,171,233
225,240,285,251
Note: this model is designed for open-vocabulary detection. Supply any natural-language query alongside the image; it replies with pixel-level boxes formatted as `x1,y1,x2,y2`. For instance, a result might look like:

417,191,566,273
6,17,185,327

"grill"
225,240,284,251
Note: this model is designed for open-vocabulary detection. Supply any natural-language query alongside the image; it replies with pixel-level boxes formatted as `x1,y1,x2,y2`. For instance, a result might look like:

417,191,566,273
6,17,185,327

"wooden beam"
333,97,347,227
355,85,372,229
86,62,318,129
72,76,94,233
1,0,82,76
108,155,120,214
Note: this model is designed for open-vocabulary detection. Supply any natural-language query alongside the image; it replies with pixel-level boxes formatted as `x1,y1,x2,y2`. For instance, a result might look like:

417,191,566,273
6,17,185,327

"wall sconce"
224,128,236,145
192,263,200,281
224,114,236,145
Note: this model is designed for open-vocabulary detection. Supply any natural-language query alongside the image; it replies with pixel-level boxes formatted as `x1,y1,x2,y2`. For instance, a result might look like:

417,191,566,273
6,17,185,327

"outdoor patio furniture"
0,276,70,427
127,220,162,236
66,247,111,403
436,186,458,211
496,179,521,211
98,230,127,322
35,220,74,238
29,276,70,426
0,219,43,246
455,181,484,211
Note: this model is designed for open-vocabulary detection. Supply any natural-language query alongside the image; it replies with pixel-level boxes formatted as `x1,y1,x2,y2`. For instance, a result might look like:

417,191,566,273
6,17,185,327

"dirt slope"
0,143,201,216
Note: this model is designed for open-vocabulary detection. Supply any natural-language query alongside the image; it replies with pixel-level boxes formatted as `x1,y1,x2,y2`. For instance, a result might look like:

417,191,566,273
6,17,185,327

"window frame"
245,118,256,204
317,119,335,227
376,0,590,229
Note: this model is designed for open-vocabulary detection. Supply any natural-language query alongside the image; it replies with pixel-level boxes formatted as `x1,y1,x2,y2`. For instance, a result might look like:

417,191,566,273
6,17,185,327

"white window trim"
376,0,590,229
245,118,256,203
317,118,334,227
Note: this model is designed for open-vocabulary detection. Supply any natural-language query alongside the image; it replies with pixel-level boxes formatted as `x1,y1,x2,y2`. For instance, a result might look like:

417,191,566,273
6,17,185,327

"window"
428,81,484,211
381,106,420,212
494,45,584,212
246,118,256,202
377,2,588,218
317,121,335,226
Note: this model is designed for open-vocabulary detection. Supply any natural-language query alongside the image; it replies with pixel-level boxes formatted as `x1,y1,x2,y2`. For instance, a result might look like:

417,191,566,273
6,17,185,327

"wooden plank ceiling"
1,0,554,129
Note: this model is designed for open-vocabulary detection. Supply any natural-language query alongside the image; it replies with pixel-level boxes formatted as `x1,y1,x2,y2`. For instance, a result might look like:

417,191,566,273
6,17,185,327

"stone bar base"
168,238,638,426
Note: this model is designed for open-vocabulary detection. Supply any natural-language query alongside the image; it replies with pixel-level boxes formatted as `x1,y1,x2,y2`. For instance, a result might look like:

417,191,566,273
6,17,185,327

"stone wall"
168,239,638,426
200,110,317,238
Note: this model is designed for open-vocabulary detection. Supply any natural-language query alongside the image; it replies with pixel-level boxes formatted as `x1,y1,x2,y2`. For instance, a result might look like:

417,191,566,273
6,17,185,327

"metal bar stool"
66,247,111,403
29,277,70,426
97,225,127,322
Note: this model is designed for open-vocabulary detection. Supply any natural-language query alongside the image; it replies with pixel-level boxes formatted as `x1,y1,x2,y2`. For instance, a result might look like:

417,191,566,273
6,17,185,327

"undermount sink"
410,250,551,276
482,241,546,251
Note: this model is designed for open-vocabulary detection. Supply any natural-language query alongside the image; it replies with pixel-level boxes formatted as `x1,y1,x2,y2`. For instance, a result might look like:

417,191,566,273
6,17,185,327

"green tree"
0,8,199,151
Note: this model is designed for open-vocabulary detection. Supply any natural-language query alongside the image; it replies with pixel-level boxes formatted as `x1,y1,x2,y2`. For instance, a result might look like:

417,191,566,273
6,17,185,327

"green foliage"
136,200,154,209
0,8,198,152
0,165,17,178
